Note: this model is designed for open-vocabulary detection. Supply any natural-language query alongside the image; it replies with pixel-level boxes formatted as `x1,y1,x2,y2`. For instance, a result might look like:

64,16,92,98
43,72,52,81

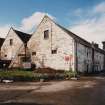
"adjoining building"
0,38,5,59
0,27,31,68
0,38,6,68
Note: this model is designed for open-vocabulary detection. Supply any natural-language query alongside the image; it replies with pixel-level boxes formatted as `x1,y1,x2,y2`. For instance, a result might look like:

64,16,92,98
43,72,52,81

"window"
4,55,7,57
10,39,13,46
32,52,36,56
21,57,30,62
51,49,57,54
44,30,49,39
87,52,88,57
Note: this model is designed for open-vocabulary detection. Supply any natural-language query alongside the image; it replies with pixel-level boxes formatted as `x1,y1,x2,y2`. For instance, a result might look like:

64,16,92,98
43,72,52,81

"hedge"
0,69,78,82
0,70,65,82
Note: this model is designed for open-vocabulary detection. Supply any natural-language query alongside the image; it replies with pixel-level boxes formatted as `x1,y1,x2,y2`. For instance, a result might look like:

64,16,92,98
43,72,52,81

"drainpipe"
92,45,95,72
74,40,78,74
50,22,53,52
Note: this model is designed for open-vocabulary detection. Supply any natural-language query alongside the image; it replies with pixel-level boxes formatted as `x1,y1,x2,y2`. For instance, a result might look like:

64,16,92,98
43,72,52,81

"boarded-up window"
44,30,49,39
10,39,13,46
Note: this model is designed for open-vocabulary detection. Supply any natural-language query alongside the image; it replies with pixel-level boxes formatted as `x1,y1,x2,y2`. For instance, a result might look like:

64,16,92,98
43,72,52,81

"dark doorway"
87,64,89,73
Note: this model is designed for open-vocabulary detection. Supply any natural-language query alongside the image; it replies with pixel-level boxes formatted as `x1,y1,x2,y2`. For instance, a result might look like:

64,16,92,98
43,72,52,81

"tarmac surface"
0,75,105,105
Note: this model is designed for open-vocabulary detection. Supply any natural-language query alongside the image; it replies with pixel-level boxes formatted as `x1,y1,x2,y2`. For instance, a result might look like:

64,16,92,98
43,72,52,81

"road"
0,75,105,105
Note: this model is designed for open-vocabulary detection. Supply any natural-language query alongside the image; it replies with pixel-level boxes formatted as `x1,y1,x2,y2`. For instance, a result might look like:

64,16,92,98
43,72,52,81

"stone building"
28,15,105,73
91,43,105,72
1,27,31,68
0,15,105,73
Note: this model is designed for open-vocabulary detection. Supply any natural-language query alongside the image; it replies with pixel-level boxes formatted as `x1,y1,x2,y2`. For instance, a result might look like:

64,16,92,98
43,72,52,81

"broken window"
44,30,49,39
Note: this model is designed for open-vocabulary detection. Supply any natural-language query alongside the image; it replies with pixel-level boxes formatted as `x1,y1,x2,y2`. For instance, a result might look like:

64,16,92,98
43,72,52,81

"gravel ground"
0,76,105,105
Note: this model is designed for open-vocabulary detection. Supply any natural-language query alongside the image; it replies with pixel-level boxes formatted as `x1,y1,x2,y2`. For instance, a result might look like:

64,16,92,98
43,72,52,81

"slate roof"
0,38,5,48
13,29,31,43
55,22,105,54
56,23,92,47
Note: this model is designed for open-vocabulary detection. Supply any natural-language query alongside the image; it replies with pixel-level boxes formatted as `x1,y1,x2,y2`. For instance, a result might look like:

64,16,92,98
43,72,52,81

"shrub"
0,70,61,82
0,70,35,81
64,70,77,79
0,69,78,82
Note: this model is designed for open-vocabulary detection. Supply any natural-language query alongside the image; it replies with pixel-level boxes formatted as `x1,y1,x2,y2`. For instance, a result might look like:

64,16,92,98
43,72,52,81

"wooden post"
24,43,27,62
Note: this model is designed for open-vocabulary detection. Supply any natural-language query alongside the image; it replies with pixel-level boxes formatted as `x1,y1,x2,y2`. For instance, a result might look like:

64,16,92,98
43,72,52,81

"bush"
0,70,65,82
0,70,35,81
0,69,79,82
64,70,77,79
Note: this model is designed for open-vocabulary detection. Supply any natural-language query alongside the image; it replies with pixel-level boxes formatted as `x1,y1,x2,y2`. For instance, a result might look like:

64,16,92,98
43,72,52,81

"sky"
0,0,105,47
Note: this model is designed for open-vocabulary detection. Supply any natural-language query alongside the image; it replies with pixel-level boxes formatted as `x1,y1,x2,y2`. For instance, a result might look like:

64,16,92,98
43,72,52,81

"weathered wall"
9,44,31,68
1,28,23,60
76,43,92,73
28,16,105,72
28,16,75,71
94,51,104,71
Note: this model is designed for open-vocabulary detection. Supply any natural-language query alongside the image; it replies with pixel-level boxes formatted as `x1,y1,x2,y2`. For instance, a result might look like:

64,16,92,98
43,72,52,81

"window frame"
10,39,13,46
44,30,49,39
51,49,57,54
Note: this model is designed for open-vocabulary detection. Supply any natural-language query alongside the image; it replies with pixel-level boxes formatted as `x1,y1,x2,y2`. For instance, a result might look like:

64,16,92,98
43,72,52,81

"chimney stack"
94,43,99,48
102,41,105,50
91,42,99,48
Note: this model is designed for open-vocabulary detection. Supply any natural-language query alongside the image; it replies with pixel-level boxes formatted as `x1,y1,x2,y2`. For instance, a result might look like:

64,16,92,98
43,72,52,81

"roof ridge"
46,16,105,53
13,29,31,36
13,29,31,43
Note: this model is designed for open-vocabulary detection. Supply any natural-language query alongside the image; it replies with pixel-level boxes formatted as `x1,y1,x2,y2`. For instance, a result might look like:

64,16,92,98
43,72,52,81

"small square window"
10,39,13,46
51,49,57,54
44,30,49,39
32,52,36,55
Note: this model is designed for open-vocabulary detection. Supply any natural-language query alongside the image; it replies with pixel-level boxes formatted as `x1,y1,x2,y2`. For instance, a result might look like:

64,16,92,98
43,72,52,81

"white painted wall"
28,16,105,72
28,16,75,71
1,28,23,60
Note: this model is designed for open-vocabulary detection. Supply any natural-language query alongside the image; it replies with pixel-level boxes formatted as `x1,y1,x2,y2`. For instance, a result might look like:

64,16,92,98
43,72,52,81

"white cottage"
28,15,105,73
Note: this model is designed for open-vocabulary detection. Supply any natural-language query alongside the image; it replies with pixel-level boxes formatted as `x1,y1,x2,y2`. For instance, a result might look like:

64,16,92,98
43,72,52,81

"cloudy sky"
0,0,105,47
